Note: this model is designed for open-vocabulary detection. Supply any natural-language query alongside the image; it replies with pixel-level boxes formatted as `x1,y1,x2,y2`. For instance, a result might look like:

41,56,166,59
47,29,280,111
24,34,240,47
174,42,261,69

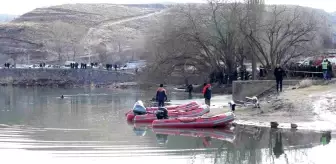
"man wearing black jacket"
274,64,285,92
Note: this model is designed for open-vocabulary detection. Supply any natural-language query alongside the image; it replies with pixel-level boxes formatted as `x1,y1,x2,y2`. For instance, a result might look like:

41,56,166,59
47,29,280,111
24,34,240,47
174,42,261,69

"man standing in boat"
202,83,212,106
156,84,168,107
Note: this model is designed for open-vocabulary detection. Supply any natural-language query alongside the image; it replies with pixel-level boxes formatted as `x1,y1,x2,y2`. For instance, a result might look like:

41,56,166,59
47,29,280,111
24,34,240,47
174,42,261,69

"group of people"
69,62,80,69
155,83,212,107
39,63,46,67
4,63,11,68
153,64,285,113
69,63,88,69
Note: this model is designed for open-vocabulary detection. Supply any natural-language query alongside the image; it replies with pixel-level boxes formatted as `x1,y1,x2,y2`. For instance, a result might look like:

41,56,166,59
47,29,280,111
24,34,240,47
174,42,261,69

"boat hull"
152,113,235,128
152,128,235,142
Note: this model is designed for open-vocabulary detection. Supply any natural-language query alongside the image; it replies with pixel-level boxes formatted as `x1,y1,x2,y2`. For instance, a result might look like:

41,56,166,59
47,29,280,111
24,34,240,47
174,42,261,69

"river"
0,86,334,164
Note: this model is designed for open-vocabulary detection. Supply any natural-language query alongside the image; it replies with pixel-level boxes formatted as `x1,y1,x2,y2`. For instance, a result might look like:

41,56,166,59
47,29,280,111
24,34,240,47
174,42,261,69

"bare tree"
49,21,87,63
145,2,247,83
71,26,87,60
240,5,319,70
144,2,327,83
9,52,20,67
245,0,265,79
94,42,108,64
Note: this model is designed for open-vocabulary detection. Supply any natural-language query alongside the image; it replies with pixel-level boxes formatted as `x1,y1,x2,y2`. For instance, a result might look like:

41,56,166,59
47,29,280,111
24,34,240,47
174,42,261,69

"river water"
0,86,334,164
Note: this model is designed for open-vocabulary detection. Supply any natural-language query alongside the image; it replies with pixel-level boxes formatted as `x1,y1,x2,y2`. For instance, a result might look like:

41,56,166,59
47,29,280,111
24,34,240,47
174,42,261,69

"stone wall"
0,69,135,86
232,80,301,101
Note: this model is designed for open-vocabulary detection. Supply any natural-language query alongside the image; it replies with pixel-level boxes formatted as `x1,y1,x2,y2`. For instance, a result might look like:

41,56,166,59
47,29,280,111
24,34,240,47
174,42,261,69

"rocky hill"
0,3,334,64
0,4,166,63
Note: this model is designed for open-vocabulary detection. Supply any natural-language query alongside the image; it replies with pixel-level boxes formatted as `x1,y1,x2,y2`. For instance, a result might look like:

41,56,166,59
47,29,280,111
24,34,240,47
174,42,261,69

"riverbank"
206,80,336,131
0,68,135,87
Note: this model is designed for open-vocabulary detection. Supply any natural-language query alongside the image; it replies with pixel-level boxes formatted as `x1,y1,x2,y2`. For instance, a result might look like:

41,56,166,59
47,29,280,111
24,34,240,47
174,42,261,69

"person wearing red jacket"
202,83,212,106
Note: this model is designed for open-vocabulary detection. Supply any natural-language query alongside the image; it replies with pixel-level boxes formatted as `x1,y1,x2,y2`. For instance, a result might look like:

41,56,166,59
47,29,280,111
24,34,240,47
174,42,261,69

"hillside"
0,3,334,64
0,4,165,63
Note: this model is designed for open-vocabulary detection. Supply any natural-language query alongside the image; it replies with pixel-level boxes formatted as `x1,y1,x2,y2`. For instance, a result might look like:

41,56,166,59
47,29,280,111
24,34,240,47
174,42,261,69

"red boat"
152,112,235,128
133,105,210,123
152,128,235,142
126,101,200,121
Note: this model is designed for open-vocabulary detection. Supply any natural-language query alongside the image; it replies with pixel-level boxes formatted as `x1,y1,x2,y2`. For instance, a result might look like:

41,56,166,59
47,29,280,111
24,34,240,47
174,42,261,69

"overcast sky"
1,0,336,15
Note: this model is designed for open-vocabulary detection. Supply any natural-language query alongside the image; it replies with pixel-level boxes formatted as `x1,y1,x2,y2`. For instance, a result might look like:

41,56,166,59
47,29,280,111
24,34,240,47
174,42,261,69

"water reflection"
272,130,284,158
128,123,333,164
133,127,147,136
156,134,169,146
0,86,334,164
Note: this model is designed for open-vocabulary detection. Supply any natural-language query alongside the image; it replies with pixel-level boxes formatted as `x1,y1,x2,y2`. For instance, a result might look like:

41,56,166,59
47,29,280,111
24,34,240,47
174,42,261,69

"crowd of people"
285,60,333,79
152,64,288,114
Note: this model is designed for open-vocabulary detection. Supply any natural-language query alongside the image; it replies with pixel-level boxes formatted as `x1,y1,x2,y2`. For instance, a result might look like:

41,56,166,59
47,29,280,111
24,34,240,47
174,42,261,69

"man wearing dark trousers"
202,83,212,106
274,64,285,93
156,84,167,107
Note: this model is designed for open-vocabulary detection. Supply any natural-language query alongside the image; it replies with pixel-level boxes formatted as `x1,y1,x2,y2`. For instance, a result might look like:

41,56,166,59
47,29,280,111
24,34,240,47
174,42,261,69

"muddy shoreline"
207,81,336,131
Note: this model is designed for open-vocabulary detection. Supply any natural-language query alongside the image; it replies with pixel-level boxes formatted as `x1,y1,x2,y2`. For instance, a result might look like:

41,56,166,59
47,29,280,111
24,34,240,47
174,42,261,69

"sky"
1,0,336,15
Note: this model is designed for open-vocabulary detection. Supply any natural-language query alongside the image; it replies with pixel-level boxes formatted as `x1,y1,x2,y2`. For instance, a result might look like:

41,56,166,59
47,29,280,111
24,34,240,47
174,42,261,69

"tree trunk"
58,53,62,65
73,48,76,61
252,53,257,80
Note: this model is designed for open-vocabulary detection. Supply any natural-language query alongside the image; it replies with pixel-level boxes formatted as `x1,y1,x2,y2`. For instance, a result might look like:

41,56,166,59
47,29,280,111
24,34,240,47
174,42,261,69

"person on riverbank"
187,84,193,99
327,61,332,80
187,84,193,94
322,59,329,80
156,84,167,107
228,100,236,112
274,64,285,92
202,83,212,106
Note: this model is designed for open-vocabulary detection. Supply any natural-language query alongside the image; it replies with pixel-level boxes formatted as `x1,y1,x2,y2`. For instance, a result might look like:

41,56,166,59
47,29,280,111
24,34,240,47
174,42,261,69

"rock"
291,123,298,129
270,122,279,128
231,122,237,127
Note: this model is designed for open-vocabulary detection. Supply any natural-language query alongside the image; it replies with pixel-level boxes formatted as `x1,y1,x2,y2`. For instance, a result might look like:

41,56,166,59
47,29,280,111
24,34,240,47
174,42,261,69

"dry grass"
297,79,313,89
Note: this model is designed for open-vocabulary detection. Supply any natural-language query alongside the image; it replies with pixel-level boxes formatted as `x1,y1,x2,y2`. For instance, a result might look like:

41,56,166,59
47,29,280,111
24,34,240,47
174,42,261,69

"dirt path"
83,9,167,42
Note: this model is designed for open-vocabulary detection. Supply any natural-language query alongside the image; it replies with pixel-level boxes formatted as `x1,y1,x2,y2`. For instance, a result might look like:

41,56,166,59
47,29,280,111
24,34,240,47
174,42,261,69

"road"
83,9,168,42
